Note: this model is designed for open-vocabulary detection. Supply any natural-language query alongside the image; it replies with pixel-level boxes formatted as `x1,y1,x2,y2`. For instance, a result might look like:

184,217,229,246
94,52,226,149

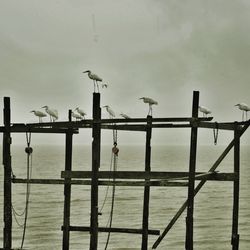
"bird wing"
91,73,102,82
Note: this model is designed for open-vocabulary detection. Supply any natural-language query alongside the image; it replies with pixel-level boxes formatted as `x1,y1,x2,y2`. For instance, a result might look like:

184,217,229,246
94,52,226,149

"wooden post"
90,93,101,250
231,122,240,250
185,91,199,250
62,110,73,250
3,97,12,250
141,115,152,250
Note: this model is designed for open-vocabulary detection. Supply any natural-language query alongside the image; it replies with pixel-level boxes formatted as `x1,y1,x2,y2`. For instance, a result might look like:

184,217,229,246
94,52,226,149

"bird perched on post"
75,107,87,119
42,106,58,122
71,111,82,121
83,70,107,92
198,106,211,117
103,105,115,118
235,103,250,121
30,110,47,123
139,97,158,116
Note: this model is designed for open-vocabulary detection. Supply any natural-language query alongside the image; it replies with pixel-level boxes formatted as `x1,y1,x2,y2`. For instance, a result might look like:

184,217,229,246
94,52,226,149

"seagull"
30,110,47,123
139,97,158,116
103,105,115,118
199,106,211,117
120,113,131,119
42,106,58,122
71,111,82,121
235,103,250,121
83,70,103,92
75,107,87,119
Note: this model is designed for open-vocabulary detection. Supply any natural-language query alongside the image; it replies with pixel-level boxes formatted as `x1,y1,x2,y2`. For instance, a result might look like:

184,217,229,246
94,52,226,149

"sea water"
0,145,249,250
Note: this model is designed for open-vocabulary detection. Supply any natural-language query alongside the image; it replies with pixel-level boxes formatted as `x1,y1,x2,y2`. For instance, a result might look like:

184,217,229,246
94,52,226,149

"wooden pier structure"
1,91,249,249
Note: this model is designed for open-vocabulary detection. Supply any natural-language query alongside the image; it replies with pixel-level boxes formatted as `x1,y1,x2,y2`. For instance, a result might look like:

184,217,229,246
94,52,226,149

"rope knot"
112,142,119,156
25,147,33,155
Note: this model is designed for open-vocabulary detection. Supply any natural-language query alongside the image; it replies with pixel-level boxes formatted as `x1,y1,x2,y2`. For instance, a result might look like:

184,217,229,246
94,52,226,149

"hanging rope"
99,151,113,213
104,129,118,250
20,132,33,249
213,122,219,145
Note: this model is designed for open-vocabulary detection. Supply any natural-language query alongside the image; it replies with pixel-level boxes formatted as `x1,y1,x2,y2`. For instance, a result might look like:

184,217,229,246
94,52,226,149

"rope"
99,151,113,213
213,122,219,145
20,132,33,249
104,129,118,250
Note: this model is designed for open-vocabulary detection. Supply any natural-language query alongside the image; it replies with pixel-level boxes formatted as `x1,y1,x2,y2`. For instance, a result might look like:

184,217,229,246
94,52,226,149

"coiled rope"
12,132,32,249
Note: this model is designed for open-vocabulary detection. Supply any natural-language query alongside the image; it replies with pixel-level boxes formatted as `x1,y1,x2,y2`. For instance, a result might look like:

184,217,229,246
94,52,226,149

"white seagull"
75,107,87,119
103,105,115,118
42,106,58,122
235,103,250,121
199,106,211,117
120,113,131,119
30,110,47,123
139,97,158,116
83,70,107,92
71,111,82,121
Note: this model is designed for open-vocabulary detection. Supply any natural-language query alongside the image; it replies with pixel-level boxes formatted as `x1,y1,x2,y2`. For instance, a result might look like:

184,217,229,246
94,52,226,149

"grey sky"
0,0,250,145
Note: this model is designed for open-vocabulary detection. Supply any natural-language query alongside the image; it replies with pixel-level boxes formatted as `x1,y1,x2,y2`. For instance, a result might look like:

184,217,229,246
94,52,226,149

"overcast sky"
0,0,250,145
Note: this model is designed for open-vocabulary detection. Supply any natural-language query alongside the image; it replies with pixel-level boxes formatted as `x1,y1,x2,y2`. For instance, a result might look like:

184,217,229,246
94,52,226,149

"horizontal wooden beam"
25,117,213,128
61,226,160,235
61,171,237,181
198,122,236,131
0,124,78,134
12,178,188,187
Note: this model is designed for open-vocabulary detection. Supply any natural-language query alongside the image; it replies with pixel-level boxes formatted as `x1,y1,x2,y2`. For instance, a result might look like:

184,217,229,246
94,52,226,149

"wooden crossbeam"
61,226,160,235
12,178,188,187
24,116,213,129
61,171,237,181
0,125,79,134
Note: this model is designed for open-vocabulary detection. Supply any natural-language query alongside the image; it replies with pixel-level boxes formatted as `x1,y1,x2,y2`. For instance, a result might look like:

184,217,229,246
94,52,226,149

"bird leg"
93,80,96,93
242,111,244,121
96,81,100,93
148,105,153,116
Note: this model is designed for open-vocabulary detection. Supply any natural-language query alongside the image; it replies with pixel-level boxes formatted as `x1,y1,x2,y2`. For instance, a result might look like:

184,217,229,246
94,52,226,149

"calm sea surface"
0,145,249,249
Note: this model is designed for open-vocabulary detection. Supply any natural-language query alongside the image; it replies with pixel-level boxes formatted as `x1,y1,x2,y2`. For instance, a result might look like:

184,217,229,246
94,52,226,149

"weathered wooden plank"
12,178,188,187
0,125,78,134
61,170,236,181
62,111,73,250
3,97,12,249
13,173,237,187
90,93,101,250
232,124,240,250
24,116,213,129
199,122,236,131
61,226,160,235
142,116,152,249
186,91,199,250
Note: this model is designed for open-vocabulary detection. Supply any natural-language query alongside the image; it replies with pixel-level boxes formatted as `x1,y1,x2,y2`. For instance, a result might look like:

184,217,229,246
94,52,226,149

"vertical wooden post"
90,93,101,250
3,97,12,250
141,115,152,250
185,91,199,250
231,122,240,250
62,110,73,250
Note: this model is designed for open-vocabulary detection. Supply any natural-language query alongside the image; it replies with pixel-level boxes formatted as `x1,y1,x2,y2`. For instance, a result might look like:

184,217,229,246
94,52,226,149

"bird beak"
139,97,143,100
83,70,88,73
42,106,46,108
